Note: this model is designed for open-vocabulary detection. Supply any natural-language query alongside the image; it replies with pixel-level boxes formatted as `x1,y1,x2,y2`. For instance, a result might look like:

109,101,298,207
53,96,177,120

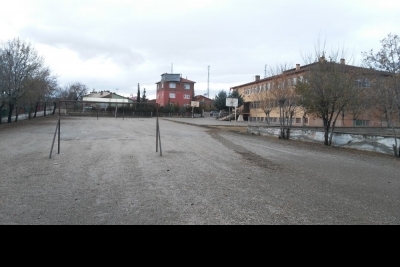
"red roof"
180,78,196,83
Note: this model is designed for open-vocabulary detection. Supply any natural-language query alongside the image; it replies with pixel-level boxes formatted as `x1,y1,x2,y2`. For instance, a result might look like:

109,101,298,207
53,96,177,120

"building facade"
232,60,387,127
193,95,215,111
82,90,135,109
156,74,196,107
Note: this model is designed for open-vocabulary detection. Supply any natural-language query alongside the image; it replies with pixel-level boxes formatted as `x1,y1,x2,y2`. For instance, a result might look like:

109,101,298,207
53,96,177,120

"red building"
193,95,215,110
156,74,196,107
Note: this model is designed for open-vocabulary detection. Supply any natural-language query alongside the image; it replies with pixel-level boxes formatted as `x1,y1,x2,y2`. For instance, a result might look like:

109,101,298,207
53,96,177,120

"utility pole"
264,65,268,78
207,66,210,98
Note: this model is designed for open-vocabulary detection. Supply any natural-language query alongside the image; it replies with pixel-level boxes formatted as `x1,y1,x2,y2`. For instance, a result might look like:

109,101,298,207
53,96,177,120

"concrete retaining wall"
248,126,400,156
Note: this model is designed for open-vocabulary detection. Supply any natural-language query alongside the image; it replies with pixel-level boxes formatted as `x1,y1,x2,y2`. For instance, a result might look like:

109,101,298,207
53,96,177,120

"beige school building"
232,60,388,128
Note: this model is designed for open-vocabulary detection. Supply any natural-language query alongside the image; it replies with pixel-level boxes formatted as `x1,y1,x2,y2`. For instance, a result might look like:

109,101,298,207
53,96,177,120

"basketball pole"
156,104,159,153
156,116,159,153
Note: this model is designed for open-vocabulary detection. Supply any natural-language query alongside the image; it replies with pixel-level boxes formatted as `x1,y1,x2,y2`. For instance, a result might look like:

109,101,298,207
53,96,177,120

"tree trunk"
323,119,330,146
329,121,336,146
329,112,341,146
286,114,293,140
0,104,4,125
28,104,32,120
44,102,47,116
279,107,285,139
15,106,19,122
7,103,14,123
52,102,57,115
286,128,291,139
33,102,39,118
392,127,399,157
386,113,399,157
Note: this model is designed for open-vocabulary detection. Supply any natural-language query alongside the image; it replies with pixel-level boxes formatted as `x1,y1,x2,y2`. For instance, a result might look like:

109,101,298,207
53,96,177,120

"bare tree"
296,52,360,146
269,65,299,139
0,88,5,124
251,87,273,125
55,82,88,113
0,38,44,123
362,33,400,156
344,79,371,127
65,82,88,101
21,67,58,119
250,64,299,138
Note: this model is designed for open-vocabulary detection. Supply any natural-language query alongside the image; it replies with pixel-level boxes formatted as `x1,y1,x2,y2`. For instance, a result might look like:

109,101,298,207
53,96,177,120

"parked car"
210,111,219,117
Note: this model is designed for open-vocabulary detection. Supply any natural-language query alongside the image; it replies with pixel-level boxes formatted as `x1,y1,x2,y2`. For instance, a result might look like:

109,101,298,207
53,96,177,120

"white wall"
248,126,400,156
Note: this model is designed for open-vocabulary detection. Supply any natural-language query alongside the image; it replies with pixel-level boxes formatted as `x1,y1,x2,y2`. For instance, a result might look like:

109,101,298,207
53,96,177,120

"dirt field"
0,116,399,225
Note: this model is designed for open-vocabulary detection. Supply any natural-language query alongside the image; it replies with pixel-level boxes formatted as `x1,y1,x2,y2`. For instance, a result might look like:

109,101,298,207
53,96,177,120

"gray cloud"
21,25,144,68
9,0,400,99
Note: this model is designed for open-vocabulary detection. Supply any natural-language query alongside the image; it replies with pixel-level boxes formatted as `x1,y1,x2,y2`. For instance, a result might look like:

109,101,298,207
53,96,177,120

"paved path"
0,116,399,225
162,116,249,127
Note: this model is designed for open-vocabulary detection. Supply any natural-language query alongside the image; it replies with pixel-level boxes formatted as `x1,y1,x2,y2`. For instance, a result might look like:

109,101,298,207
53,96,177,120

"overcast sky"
1,0,399,99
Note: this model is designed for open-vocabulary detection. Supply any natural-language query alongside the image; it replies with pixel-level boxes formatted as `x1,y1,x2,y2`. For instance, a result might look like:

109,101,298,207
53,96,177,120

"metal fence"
1,107,54,123
59,101,158,118
49,100,163,159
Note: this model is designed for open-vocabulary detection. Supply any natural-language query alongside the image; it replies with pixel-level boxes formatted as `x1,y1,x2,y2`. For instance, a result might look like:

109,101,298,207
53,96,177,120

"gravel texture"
0,116,399,225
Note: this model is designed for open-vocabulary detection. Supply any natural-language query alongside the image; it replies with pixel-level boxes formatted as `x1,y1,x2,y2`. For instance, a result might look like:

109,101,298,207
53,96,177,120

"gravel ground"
0,116,399,225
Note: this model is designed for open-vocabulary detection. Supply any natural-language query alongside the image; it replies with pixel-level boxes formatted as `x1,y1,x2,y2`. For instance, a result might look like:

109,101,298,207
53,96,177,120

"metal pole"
235,107,237,126
156,104,159,153
208,66,210,98
58,117,60,154
158,122,162,157
49,119,59,159
58,102,61,154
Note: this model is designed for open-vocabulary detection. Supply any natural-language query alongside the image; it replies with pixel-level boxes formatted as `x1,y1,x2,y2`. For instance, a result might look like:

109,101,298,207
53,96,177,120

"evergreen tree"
228,89,244,107
141,88,147,102
137,83,141,103
214,90,228,111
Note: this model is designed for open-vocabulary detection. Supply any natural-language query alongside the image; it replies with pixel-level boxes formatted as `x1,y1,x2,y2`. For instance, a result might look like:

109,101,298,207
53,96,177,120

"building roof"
81,97,134,104
161,73,181,82
156,75,196,84
83,91,133,102
231,60,388,89
181,78,196,83
194,95,213,101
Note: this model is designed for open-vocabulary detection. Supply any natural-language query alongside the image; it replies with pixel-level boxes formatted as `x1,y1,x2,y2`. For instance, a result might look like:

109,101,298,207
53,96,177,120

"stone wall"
248,126,400,156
